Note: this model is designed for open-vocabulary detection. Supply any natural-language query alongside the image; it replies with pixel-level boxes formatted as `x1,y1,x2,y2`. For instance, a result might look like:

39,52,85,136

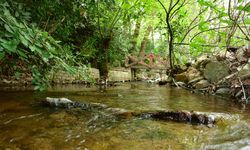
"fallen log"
42,97,239,126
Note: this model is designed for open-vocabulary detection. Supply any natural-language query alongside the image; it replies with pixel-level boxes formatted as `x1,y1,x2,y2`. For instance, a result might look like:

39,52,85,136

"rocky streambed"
43,97,240,127
172,45,250,103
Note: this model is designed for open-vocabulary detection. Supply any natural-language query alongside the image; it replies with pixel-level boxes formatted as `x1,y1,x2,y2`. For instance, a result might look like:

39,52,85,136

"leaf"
41,51,51,62
237,3,250,13
29,45,43,55
244,18,250,24
17,49,28,59
19,35,29,46
20,30,33,43
198,22,209,31
4,24,13,33
1,39,19,53
0,51,5,60
14,72,21,80
15,11,19,18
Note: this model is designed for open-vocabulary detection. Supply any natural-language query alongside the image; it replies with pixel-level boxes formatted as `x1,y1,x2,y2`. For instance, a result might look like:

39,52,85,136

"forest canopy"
0,0,249,90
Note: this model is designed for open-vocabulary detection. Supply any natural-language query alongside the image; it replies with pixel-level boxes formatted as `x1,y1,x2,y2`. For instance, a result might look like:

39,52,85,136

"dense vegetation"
0,0,249,90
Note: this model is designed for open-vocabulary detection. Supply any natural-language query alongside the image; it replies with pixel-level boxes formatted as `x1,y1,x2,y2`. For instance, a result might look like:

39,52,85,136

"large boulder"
175,67,201,83
204,61,230,83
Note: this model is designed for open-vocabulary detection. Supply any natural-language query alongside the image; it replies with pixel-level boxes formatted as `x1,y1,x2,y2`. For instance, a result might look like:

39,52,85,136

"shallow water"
0,82,250,150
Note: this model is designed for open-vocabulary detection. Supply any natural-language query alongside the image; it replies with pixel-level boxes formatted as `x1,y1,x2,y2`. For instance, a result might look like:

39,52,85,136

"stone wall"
50,67,168,83
0,67,167,90
108,68,131,82
50,68,100,84
136,69,168,80
50,67,132,83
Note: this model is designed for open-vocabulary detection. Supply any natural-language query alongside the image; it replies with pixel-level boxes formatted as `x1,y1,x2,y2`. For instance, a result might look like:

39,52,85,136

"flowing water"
0,82,250,150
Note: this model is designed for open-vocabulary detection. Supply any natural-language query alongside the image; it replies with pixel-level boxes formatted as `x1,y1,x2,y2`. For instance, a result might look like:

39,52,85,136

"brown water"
0,82,250,150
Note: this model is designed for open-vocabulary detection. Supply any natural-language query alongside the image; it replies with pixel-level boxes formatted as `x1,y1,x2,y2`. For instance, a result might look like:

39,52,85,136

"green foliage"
0,2,87,90
238,3,250,13
1,0,249,88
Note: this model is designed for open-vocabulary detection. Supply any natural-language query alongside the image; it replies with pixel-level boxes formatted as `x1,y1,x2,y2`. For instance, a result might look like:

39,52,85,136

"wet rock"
175,73,188,83
175,82,186,87
3,79,12,84
236,45,250,63
137,110,215,125
117,111,136,119
175,67,201,83
204,61,230,83
158,80,171,85
43,97,241,126
238,60,250,78
188,76,204,85
44,97,73,107
215,88,231,97
194,80,210,89
193,55,211,70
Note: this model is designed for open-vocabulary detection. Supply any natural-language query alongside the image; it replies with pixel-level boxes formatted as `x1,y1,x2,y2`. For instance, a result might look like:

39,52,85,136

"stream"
0,82,250,150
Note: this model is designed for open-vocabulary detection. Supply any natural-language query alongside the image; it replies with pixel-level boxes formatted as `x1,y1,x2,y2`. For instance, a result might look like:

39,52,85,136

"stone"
194,80,210,89
45,97,73,107
3,79,11,84
193,55,211,70
238,60,250,78
236,45,250,63
215,88,231,97
188,76,204,85
175,67,201,83
204,61,230,83
108,68,131,82
175,73,188,83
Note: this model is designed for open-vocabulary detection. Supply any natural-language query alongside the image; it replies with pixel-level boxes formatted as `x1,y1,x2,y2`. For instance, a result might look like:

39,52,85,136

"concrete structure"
108,68,131,82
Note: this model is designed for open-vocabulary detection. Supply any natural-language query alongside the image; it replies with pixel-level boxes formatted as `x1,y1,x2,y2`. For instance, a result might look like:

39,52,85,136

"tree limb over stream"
43,97,239,127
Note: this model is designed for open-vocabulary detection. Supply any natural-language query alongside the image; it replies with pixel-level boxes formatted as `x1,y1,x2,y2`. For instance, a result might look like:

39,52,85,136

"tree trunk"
138,26,153,57
166,10,174,75
98,37,111,80
129,19,142,53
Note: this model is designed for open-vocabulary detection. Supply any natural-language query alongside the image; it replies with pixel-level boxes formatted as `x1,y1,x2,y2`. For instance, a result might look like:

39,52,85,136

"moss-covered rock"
204,61,230,83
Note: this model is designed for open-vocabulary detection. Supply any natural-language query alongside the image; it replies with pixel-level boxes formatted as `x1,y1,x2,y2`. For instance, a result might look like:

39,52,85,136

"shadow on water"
0,82,250,149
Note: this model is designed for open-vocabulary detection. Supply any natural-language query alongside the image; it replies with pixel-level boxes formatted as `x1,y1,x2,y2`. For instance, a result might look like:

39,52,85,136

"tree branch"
191,25,250,42
170,0,187,20
157,0,168,14
181,16,221,43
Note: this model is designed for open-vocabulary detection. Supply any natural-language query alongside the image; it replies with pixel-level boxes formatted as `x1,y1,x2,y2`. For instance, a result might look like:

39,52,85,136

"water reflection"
0,83,250,149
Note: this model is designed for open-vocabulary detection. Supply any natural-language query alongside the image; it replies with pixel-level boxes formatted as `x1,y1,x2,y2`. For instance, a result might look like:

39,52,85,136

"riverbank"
171,45,250,104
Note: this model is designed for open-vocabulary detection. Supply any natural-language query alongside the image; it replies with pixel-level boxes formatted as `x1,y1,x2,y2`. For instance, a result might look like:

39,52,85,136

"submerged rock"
137,110,215,125
41,97,242,126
